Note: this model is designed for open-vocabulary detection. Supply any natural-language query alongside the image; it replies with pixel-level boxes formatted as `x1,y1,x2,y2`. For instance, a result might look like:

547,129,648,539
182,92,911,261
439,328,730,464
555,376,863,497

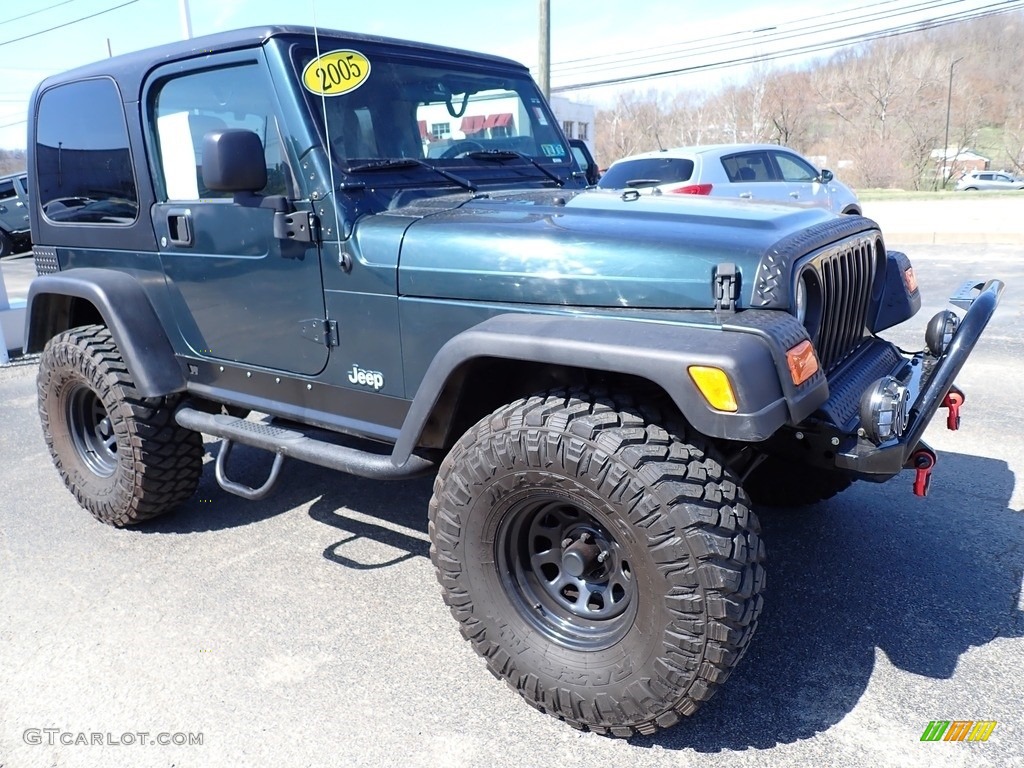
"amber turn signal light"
688,366,738,412
786,340,819,386
904,267,918,293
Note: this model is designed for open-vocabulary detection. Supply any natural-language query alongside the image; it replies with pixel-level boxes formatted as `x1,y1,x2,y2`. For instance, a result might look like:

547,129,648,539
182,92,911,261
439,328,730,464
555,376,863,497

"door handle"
789,192,800,198
739,192,752,199
167,208,193,247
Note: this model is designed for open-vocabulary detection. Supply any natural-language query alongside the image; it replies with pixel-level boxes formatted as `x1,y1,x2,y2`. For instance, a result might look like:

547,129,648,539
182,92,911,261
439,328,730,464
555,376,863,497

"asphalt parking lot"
1,210,1023,767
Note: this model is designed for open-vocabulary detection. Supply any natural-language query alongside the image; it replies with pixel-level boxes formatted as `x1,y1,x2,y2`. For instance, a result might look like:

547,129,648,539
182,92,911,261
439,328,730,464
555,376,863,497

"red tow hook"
942,386,965,431
911,447,937,497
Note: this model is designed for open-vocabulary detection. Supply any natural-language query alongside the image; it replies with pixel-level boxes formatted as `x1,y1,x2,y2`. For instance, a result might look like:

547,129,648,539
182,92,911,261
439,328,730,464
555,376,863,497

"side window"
151,63,292,202
17,176,28,196
773,152,818,182
721,152,773,183
0,180,15,201
35,78,138,224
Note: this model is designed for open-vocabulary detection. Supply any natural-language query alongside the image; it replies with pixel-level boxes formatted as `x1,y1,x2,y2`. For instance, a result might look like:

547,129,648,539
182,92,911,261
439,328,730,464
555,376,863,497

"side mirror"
819,168,834,183
202,129,267,193
568,139,601,186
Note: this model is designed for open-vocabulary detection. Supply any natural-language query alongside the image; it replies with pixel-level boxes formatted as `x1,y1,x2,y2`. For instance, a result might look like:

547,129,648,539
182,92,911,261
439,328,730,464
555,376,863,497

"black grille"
813,236,877,372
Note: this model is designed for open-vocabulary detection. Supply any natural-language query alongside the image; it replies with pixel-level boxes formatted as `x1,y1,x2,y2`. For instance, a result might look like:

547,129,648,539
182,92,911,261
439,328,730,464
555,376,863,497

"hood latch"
714,263,739,313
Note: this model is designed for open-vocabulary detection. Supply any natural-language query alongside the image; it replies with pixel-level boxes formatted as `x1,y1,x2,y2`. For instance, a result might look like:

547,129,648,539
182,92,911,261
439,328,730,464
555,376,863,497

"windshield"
291,45,572,181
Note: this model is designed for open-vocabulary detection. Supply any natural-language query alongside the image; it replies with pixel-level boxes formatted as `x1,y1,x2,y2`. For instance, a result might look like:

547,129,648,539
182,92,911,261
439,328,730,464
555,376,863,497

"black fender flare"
391,312,830,465
25,268,185,397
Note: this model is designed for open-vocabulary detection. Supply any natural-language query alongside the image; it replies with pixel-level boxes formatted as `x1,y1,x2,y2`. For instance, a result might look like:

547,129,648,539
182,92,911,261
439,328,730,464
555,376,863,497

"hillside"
594,11,1024,189
0,149,26,176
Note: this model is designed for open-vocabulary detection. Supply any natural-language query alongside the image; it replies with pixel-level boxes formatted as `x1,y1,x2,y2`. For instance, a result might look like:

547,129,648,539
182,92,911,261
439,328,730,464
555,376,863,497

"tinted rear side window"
598,157,694,188
35,78,138,224
721,152,774,183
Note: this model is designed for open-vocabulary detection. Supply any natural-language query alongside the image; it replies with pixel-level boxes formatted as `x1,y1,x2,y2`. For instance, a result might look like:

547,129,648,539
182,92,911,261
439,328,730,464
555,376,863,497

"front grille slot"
815,238,876,372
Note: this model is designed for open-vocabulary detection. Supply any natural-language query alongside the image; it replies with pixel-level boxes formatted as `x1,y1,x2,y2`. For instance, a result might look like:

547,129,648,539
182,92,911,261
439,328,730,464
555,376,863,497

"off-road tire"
37,324,203,526
428,389,765,736
744,456,853,508
0,229,13,258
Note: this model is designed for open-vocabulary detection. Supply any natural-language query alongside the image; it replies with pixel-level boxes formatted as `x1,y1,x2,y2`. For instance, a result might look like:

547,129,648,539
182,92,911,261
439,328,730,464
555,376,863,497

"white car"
597,144,861,215
955,171,1024,191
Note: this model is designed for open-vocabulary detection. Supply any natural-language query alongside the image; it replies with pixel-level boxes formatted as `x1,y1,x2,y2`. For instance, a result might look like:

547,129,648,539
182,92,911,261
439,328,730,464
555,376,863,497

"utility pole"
179,0,193,40
942,55,965,189
538,0,550,99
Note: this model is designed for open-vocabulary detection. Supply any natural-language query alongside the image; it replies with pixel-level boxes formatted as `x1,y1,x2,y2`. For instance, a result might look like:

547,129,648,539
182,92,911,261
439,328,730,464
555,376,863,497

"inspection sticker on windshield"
541,143,566,158
302,50,371,96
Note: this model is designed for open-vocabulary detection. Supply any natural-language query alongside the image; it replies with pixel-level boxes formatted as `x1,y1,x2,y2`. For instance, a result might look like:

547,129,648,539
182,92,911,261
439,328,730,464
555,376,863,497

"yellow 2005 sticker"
302,50,371,96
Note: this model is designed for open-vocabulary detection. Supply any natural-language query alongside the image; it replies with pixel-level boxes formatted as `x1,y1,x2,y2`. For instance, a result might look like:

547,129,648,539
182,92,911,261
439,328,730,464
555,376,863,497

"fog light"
860,376,911,444
925,310,959,356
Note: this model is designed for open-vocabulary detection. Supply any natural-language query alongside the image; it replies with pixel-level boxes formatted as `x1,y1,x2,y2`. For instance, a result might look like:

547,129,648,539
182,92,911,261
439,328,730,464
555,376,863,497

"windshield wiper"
624,179,661,188
464,150,565,187
345,158,477,192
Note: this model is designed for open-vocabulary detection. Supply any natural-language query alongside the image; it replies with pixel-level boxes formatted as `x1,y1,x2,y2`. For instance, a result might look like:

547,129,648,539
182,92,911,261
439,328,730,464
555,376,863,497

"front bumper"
833,278,1004,478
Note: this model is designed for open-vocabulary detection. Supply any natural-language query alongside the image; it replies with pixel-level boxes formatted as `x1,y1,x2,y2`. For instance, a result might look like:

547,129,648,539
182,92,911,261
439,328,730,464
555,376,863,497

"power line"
0,0,83,29
0,0,139,49
551,0,964,76
552,2,1022,92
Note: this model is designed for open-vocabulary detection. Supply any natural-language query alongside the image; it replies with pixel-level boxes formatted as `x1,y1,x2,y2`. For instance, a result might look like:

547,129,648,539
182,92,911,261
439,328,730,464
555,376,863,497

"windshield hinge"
275,210,320,244
300,318,339,347
714,263,739,313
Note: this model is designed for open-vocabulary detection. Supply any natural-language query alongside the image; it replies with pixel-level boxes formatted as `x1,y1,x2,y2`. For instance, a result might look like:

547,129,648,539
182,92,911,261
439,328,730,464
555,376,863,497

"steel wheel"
429,390,766,736
65,383,118,477
38,324,203,525
498,497,637,650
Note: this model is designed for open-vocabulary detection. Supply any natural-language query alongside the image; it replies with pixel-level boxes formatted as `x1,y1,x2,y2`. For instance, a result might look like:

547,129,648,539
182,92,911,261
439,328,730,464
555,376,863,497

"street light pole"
178,0,193,40
538,0,550,99
942,55,965,189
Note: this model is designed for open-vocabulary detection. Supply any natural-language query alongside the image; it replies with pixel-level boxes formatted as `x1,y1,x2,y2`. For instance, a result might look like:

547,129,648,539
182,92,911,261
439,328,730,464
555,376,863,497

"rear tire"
0,229,13,258
38,324,203,526
429,389,765,736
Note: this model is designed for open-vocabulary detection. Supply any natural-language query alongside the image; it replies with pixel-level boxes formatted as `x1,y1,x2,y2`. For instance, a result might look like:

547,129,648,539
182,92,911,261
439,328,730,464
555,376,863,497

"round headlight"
795,274,808,324
859,376,911,444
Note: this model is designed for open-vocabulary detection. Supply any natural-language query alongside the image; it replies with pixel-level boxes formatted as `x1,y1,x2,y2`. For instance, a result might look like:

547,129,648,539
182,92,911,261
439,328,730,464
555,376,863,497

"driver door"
146,51,328,376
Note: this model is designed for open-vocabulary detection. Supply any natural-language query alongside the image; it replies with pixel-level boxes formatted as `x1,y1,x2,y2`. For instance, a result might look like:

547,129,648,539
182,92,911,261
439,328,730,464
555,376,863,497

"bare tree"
593,10,1024,184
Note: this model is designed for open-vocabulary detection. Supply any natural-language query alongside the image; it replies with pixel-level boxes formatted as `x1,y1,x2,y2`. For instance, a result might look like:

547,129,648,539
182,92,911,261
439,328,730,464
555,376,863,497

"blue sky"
0,0,1010,148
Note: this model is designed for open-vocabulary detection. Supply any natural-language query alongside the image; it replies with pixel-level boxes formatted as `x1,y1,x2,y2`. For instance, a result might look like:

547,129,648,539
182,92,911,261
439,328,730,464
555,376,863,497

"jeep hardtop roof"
33,25,527,95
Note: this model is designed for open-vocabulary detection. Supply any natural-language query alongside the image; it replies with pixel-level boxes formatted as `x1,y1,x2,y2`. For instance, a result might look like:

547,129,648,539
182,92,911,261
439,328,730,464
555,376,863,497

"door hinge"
714,262,739,313
275,210,320,243
299,318,339,347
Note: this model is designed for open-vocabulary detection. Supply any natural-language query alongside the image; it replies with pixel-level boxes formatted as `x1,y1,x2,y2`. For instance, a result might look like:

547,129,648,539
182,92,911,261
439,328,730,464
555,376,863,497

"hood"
395,188,844,309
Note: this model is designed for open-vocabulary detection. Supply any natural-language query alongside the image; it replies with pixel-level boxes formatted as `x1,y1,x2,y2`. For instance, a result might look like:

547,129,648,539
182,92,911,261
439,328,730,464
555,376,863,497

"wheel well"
28,294,104,350
417,358,682,451
842,206,862,215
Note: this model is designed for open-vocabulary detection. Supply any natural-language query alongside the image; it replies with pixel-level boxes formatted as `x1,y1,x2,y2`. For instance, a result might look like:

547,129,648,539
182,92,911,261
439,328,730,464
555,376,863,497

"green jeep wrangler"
23,26,1003,736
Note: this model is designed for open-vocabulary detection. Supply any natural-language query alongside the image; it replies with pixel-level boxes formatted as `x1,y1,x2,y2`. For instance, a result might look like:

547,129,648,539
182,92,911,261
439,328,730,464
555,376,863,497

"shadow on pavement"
633,449,1022,751
141,438,435,536
144,441,1022,751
